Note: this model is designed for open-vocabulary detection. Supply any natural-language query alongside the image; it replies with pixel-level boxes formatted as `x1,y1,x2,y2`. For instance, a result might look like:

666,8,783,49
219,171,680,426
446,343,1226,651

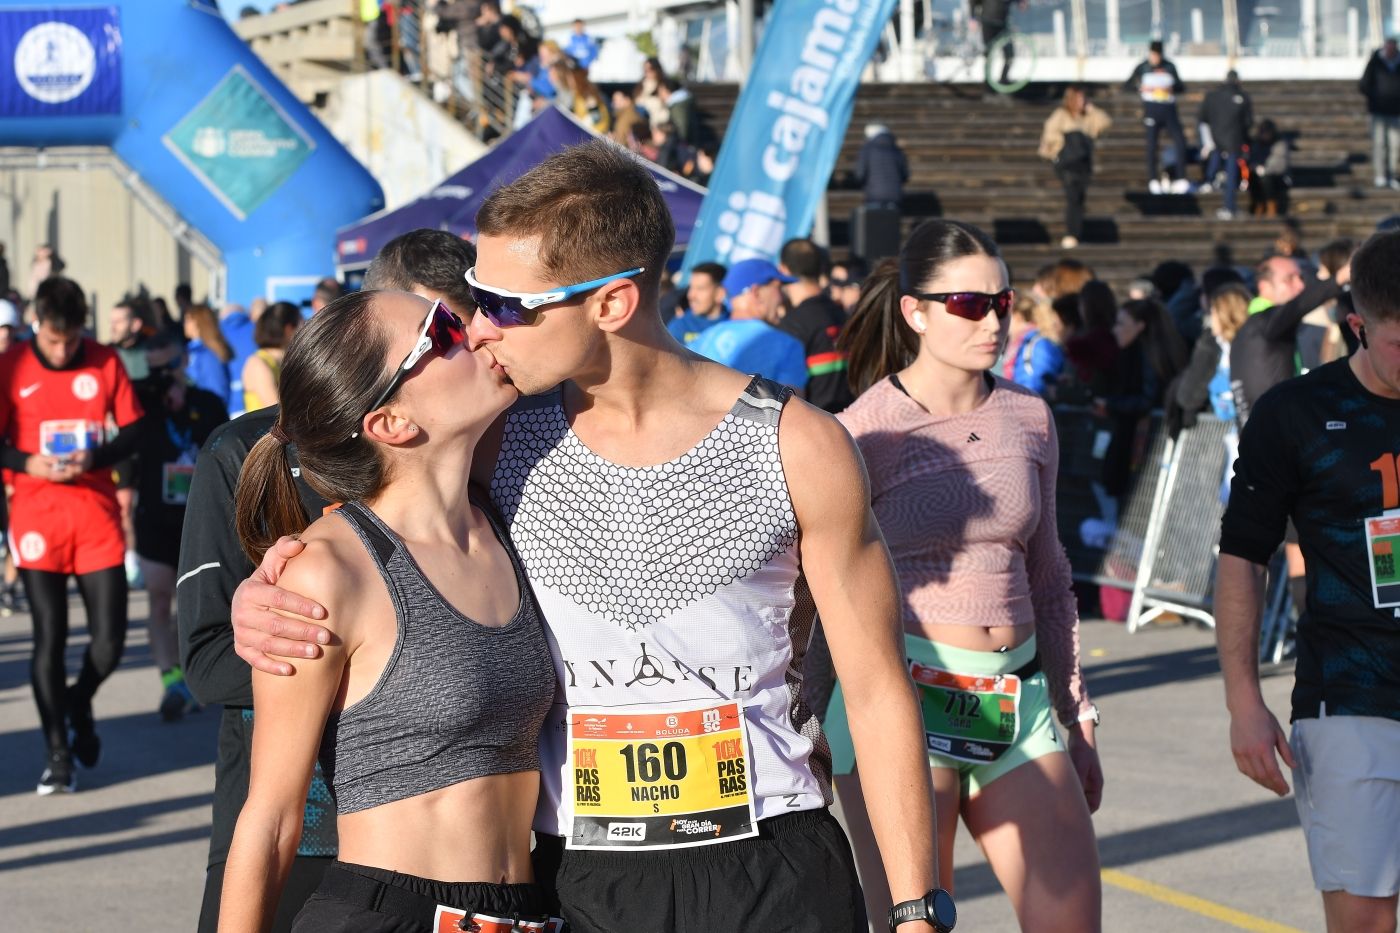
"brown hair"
1062,84,1087,117
838,219,1002,395
1011,293,1038,324
837,259,908,395
475,139,674,303
1078,279,1118,332
1050,259,1095,300
255,301,301,349
1351,230,1400,323
185,304,232,363
33,276,87,332
1120,297,1188,383
234,291,394,563
364,228,477,312
1209,283,1252,342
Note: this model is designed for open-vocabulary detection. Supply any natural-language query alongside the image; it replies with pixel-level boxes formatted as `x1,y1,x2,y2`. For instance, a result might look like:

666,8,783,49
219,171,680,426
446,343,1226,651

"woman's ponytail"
233,289,393,564
838,258,915,396
235,430,308,564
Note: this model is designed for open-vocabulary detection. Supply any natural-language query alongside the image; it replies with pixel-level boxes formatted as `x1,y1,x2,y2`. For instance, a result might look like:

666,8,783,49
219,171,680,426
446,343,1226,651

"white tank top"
491,376,833,836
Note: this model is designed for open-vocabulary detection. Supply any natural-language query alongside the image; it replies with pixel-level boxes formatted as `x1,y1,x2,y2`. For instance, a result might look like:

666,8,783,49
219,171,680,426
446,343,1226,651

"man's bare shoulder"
683,360,758,418
777,396,868,505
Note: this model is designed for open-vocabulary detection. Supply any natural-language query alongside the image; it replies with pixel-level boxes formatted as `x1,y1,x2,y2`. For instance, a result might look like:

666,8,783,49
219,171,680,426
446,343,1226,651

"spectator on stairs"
855,123,910,212
1248,119,1291,217
1360,37,1400,189
1126,40,1190,194
1198,70,1253,219
1039,85,1112,249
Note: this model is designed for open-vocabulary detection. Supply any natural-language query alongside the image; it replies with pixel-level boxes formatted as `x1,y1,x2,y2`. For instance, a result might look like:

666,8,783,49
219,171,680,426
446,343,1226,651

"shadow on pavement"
0,703,219,797
0,620,158,692
1082,645,1222,698
952,796,1299,899
0,825,211,873
0,791,212,850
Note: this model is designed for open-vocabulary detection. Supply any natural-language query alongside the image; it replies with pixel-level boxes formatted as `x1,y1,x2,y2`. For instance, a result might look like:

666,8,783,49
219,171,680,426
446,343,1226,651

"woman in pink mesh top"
827,220,1104,932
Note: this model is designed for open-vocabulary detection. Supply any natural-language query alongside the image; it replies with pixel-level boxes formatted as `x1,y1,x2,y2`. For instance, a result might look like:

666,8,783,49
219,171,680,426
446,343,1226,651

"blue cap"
723,258,796,296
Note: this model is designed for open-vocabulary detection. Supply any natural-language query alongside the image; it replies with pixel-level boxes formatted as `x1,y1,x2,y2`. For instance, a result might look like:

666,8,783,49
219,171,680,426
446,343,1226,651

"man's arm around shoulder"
779,400,939,921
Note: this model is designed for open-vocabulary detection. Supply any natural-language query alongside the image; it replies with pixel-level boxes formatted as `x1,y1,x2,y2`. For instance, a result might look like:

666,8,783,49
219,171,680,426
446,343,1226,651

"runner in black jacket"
177,406,336,933
1199,72,1252,218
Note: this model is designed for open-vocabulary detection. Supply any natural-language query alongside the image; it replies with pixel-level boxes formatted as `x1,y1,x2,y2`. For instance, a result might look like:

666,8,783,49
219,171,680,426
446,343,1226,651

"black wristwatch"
888,888,956,932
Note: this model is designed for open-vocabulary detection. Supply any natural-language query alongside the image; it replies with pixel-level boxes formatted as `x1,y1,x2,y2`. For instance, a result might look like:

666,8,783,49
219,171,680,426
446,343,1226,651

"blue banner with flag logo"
0,7,121,117
680,0,896,277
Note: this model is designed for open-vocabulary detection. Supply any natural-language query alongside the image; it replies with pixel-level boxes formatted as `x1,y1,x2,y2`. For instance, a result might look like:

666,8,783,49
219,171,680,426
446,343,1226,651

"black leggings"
24,566,128,752
1057,165,1091,239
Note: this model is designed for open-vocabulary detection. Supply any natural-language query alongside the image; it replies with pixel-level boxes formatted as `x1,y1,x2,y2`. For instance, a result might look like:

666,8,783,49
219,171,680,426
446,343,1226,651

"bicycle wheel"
985,31,1036,94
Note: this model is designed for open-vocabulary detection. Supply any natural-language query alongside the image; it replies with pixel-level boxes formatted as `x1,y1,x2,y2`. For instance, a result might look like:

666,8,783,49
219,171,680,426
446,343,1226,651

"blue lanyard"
165,418,193,454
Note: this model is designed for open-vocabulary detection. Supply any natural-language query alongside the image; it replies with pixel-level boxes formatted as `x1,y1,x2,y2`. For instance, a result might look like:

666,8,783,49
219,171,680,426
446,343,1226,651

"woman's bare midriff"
913,621,1035,653
335,770,539,883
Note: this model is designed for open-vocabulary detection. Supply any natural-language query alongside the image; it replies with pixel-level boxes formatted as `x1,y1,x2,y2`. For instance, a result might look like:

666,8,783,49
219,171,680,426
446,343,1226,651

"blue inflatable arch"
0,0,383,305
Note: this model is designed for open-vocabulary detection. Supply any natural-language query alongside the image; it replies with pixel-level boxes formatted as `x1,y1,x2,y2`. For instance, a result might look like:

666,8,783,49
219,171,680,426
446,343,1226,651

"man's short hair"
1254,253,1294,285
364,229,477,311
476,140,674,302
174,282,192,304
1351,230,1400,322
34,276,87,332
832,256,868,282
115,291,155,330
779,238,827,282
689,261,727,286
314,277,343,306
1149,39,1164,54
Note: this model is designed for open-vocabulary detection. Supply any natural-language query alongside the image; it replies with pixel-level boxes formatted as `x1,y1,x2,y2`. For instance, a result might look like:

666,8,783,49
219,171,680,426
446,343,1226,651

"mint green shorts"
825,634,1064,798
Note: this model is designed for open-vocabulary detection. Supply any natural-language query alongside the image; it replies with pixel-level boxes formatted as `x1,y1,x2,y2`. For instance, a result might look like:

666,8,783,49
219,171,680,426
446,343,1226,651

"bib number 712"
942,692,982,718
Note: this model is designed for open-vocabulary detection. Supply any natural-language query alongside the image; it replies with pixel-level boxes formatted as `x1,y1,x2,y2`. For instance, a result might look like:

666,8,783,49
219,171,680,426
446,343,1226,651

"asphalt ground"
0,591,1321,932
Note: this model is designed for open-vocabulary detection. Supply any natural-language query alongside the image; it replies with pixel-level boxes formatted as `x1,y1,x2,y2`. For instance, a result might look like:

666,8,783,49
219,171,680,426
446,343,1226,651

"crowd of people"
343,2,719,183
6,138,1396,931
8,20,1400,931
0,243,347,793
1028,38,1400,250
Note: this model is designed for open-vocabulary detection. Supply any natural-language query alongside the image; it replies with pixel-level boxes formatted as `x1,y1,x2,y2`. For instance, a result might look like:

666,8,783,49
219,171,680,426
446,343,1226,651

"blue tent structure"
0,0,383,306
335,107,706,271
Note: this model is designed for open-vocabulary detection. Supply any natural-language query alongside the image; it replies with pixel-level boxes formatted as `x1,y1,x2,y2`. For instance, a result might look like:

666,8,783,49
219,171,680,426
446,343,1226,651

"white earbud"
913,310,927,334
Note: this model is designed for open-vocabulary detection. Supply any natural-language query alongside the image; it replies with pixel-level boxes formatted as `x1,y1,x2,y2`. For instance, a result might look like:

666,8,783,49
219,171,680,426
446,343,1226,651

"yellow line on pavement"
1101,869,1306,932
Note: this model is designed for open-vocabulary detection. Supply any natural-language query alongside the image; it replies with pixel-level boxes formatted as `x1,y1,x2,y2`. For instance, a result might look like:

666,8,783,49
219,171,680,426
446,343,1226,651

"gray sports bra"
318,496,555,814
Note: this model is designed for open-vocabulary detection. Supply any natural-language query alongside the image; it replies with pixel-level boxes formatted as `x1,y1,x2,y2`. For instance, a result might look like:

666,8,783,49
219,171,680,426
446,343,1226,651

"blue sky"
220,0,281,23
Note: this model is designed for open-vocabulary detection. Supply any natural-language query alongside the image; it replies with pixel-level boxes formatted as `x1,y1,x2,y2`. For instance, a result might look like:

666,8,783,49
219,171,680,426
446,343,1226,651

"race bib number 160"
566,701,758,851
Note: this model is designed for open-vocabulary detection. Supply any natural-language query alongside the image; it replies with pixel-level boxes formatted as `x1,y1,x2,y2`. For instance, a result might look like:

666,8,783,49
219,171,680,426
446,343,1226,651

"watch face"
931,889,957,929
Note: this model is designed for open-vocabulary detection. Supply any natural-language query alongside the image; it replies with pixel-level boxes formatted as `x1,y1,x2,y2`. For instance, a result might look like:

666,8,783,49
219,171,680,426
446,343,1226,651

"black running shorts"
533,808,867,933
291,862,550,933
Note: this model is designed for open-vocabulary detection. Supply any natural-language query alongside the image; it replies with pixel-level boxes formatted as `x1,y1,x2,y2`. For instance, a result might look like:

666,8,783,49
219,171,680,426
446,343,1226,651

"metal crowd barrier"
1126,415,1234,632
1052,406,1168,592
1054,408,1292,663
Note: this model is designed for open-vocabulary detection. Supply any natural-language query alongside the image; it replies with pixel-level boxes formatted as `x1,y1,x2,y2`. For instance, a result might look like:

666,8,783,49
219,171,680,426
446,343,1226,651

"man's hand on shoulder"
232,535,332,676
